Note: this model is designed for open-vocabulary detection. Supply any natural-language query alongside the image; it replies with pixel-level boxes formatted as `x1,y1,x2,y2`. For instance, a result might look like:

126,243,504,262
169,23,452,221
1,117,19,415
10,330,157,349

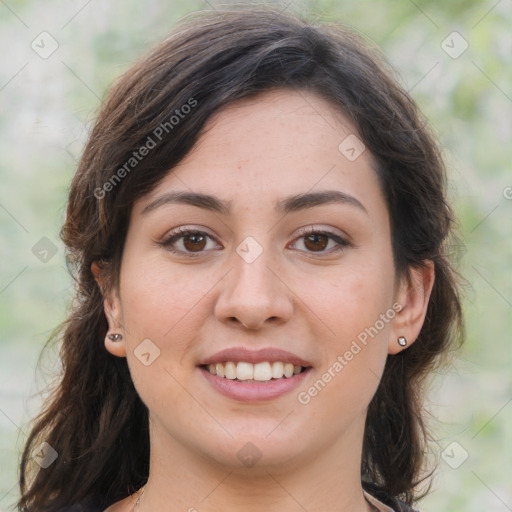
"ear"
388,260,435,355
92,262,127,358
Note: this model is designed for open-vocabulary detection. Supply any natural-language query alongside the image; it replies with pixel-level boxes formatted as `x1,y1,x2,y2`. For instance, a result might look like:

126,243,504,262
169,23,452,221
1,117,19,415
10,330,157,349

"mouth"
199,361,310,383
197,347,313,402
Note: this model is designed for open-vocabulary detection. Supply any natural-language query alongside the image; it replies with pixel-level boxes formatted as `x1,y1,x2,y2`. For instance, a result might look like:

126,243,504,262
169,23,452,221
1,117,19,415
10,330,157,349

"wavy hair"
18,7,463,511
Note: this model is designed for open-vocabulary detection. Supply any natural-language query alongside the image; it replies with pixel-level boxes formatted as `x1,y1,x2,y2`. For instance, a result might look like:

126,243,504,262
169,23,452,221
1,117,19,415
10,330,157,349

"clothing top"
364,490,420,512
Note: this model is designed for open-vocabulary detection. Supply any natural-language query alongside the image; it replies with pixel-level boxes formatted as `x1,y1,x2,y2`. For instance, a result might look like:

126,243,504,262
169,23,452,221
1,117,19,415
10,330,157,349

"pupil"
184,234,206,251
305,234,327,251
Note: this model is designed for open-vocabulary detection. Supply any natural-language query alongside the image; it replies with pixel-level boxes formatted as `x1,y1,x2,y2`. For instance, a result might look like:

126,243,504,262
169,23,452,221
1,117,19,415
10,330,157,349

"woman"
18,7,463,512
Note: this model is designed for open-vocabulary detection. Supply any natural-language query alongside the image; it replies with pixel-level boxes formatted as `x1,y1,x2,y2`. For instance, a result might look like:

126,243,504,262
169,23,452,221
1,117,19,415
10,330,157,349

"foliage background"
0,1,511,510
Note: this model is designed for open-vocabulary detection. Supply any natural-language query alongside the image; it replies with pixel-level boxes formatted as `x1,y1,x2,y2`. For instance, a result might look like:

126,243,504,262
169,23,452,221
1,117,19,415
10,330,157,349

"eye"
290,227,350,254
159,226,350,257
159,227,220,256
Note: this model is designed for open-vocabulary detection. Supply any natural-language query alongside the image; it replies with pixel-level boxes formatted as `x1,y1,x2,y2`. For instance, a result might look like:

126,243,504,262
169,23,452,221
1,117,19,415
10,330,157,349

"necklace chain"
131,484,146,511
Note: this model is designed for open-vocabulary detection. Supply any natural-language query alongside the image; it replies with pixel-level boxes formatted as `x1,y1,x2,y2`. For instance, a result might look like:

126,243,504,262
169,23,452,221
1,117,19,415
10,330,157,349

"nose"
214,244,294,330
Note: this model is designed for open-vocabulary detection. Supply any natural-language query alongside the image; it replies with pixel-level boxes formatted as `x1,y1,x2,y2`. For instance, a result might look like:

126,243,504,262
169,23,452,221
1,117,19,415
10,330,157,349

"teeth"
224,362,237,379
253,362,272,381
271,361,284,378
205,361,305,381
236,362,253,380
283,363,294,378
215,363,225,378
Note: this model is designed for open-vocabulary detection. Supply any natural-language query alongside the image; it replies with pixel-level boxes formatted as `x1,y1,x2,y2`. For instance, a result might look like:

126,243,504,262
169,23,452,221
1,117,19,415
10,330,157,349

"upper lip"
199,347,312,367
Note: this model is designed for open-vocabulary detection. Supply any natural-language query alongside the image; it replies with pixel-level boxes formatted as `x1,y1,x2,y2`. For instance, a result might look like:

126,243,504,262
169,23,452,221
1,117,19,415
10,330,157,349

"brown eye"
183,233,207,252
303,233,329,252
159,228,219,256
291,228,349,255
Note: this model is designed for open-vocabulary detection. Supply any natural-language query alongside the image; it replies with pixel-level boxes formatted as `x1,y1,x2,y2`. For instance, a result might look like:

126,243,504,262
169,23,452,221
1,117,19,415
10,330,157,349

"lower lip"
199,367,312,402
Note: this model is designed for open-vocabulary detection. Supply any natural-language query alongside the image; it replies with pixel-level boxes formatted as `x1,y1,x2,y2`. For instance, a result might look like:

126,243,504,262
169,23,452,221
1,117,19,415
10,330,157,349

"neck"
135,414,373,512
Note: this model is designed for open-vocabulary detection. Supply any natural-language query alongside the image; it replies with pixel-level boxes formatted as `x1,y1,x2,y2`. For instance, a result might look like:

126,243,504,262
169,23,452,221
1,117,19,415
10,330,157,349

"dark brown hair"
18,7,463,511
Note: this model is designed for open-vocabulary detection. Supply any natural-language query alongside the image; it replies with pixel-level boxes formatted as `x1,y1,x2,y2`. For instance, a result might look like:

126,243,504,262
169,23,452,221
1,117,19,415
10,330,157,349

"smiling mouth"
200,361,310,382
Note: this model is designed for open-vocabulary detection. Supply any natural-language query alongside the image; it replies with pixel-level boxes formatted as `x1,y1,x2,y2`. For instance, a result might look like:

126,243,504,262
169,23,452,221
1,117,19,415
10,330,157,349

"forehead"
191,89,360,162
135,89,385,220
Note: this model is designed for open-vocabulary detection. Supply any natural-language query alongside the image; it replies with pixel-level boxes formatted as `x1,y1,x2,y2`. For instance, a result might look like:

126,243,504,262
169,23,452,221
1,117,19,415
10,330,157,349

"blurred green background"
0,1,511,510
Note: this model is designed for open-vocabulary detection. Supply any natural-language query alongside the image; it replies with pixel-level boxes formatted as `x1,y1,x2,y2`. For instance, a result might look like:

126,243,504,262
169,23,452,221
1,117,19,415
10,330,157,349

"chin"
194,428,308,472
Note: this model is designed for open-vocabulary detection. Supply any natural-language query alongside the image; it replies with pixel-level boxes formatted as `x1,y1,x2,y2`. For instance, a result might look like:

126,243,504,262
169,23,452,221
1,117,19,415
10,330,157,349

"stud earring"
397,336,407,347
107,333,123,342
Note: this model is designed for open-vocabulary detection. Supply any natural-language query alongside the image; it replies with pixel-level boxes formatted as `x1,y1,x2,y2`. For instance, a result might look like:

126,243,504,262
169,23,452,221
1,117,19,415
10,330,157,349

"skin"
99,89,434,512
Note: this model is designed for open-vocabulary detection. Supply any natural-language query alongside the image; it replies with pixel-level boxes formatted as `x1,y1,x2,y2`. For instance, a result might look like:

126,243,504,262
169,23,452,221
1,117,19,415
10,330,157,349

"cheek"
118,255,211,416
292,256,395,409
295,255,395,345
121,253,199,324
118,253,215,366
299,259,395,418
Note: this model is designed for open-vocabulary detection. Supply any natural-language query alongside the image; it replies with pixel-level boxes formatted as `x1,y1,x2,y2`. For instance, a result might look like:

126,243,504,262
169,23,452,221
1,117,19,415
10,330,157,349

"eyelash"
158,226,350,258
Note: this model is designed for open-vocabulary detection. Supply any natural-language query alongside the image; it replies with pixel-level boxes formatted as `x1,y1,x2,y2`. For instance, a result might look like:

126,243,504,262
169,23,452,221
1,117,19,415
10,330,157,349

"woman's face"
106,89,415,472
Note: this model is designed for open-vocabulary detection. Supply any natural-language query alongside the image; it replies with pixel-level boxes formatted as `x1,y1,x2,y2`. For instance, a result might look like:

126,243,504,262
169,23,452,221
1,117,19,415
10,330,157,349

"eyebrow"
141,189,368,216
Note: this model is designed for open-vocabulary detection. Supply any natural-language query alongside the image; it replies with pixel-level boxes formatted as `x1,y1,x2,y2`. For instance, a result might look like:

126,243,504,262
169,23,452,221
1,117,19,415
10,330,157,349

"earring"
107,333,123,342
397,336,407,347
